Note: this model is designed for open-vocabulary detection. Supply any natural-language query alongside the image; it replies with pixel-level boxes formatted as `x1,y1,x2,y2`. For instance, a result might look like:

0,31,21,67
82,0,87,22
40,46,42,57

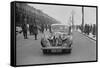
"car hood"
46,32,70,40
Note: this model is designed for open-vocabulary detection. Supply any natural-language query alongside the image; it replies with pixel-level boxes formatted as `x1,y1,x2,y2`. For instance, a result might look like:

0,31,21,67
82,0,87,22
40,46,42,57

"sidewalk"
77,29,96,41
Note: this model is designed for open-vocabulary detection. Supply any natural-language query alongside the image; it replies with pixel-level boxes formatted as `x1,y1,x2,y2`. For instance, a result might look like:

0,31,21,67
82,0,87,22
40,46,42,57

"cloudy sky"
28,3,96,25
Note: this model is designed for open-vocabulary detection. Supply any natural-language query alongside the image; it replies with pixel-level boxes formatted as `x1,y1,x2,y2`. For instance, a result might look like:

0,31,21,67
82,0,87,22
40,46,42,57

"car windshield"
51,24,69,33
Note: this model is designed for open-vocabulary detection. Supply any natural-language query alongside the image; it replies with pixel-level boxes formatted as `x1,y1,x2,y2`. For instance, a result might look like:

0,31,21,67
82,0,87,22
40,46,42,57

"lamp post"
70,10,75,30
82,6,84,33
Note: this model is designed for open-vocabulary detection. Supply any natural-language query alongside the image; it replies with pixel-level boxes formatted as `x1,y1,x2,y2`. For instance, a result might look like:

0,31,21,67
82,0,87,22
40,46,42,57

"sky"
28,4,96,25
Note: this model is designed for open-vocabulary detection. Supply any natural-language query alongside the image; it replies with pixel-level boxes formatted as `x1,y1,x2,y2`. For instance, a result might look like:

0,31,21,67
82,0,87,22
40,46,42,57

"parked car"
41,24,73,54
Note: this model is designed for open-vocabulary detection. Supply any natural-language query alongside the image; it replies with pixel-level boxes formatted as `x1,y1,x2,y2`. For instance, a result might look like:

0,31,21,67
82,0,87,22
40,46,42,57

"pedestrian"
87,24,90,35
33,24,38,40
21,16,28,39
21,23,28,39
29,23,33,35
92,24,96,37
68,26,71,35
40,24,44,33
84,24,87,34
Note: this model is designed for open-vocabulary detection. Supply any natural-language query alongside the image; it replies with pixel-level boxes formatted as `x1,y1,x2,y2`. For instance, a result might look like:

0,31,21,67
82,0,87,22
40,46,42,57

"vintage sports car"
41,24,73,54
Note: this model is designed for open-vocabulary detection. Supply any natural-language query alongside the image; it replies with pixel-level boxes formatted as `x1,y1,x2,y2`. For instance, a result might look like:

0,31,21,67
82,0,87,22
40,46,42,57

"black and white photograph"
11,1,97,66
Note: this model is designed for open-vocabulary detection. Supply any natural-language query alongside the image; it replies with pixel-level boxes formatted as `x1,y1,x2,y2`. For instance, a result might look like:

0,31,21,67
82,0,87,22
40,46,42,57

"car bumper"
41,47,72,54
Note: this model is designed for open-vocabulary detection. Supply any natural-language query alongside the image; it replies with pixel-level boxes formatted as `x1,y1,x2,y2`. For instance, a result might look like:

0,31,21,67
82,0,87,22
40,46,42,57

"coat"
33,25,38,35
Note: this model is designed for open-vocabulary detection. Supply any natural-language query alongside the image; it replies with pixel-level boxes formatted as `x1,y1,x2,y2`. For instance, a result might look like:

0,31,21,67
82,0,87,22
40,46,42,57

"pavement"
16,30,96,65
77,29,96,41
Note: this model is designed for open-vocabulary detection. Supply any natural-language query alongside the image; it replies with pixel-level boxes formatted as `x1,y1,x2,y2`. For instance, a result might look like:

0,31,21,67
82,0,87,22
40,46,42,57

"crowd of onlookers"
16,22,51,40
76,24,97,37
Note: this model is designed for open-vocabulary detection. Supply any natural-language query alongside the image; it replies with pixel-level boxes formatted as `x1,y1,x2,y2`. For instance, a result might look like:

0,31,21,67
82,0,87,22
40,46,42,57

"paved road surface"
16,30,96,65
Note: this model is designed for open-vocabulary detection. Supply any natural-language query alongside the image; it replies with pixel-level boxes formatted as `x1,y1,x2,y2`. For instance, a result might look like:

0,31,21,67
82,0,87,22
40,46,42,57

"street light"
82,6,84,33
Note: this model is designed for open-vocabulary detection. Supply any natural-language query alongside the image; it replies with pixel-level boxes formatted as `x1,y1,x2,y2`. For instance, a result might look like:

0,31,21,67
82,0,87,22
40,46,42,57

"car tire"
68,49,71,53
63,49,71,53
43,49,47,54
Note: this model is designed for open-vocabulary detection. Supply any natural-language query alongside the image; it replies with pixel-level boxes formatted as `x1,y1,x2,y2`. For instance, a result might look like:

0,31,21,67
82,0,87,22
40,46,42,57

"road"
16,30,96,65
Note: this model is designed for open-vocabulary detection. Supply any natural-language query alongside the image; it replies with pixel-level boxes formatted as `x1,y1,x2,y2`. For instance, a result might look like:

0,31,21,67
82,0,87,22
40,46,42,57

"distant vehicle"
41,24,73,54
